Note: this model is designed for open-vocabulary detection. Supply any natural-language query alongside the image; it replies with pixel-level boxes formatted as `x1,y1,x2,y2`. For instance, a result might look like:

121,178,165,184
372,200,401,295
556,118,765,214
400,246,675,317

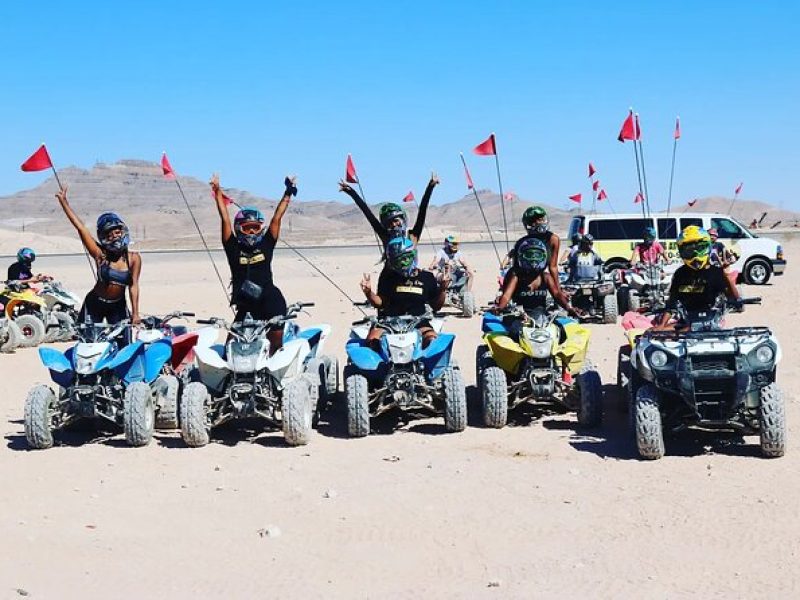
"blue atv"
343,311,466,436
24,317,173,449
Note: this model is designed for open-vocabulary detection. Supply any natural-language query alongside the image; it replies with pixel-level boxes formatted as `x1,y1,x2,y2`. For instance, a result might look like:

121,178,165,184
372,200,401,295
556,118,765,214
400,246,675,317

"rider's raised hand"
55,185,69,203
209,173,221,193
338,179,353,193
430,172,440,186
360,273,372,295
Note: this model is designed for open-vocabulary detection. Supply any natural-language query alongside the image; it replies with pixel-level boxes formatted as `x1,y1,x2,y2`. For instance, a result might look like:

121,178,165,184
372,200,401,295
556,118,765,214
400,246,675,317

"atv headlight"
650,349,669,368
754,345,775,364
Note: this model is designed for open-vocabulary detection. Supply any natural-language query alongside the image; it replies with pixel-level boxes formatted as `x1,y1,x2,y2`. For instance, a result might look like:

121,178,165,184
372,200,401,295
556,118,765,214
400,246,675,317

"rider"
567,234,604,282
495,237,580,319
211,174,295,354
654,225,740,329
55,187,141,328
339,173,439,246
708,227,737,268
510,206,561,284
7,248,46,283
630,226,668,266
360,237,448,349
558,233,582,264
429,235,474,290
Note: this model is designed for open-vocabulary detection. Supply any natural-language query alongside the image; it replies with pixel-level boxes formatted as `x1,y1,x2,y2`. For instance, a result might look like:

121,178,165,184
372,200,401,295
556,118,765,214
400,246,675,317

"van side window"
588,218,651,240
680,217,703,230
711,217,744,239
568,216,584,240
657,218,678,239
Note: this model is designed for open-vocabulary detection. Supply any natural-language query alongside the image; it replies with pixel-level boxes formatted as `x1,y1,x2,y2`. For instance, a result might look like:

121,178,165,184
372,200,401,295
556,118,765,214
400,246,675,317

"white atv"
628,297,784,459
38,280,82,343
617,262,678,314
180,302,336,447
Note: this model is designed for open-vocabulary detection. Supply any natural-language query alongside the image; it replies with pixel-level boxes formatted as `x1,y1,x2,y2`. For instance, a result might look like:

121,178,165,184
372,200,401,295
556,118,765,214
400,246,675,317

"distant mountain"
0,160,795,252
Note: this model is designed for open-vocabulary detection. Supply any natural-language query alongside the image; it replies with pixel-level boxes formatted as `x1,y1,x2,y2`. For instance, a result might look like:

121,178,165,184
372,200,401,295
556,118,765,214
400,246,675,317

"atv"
344,310,466,436
477,305,603,428
562,273,618,324
0,280,48,347
37,279,82,343
180,302,335,447
625,297,784,459
617,262,678,314
0,310,22,353
439,264,476,318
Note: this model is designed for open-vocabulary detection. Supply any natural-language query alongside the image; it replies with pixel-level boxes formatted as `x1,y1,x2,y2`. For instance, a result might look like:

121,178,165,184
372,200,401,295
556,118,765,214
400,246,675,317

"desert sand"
1,240,798,599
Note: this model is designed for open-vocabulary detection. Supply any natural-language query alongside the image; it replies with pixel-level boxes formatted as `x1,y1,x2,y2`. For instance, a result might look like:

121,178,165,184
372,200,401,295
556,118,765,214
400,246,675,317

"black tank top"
512,271,549,311
224,234,277,299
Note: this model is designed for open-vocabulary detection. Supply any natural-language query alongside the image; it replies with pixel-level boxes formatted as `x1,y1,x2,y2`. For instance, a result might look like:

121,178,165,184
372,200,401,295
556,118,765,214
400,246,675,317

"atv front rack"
644,325,772,342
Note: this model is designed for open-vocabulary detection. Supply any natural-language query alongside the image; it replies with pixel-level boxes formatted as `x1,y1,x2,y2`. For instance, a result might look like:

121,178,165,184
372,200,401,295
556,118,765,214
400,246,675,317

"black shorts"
234,286,287,323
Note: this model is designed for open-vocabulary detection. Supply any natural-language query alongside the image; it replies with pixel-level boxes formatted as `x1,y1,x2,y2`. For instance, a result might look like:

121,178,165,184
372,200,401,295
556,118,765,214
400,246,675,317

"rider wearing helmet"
211,174,296,354
495,237,579,318
360,237,448,348
7,248,44,282
429,234,474,290
510,206,561,284
631,226,668,265
654,225,740,329
567,234,604,282
339,173,440,246
55,187,142,328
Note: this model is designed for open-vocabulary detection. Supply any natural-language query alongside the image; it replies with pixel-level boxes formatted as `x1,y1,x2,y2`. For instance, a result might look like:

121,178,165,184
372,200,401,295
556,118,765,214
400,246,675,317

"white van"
567,212,786,284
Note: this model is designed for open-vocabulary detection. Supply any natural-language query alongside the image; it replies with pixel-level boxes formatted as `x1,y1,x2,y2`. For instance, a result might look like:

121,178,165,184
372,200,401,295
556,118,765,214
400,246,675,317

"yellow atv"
0,281,48,347
476,305,603,428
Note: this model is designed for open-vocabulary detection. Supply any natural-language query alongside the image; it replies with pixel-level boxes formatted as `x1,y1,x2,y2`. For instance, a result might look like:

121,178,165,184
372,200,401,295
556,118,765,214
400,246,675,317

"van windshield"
711,217,751,239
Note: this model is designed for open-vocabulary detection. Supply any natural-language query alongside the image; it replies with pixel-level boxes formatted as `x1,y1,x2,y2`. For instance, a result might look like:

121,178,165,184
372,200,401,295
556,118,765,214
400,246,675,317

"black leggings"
78,290,129,325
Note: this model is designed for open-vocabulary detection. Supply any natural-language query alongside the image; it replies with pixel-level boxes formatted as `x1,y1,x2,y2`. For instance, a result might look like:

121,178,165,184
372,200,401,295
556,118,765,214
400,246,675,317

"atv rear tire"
576,363,603,427
481,365,508,428
634,384,665,460
0,321,21,353
616,345,632,411
154,374,180,429
461,291,476,318
602,292,619,324
305,358,324,409
15,314,45,348
627,289,641,313
24,384,55,449
475,344,489,387
345,371,370,437
123,382,155,447
442,366,467,432
180,381,210,447
283,378,313,446
617,286,629,315
759,383,786,458
323,355,339,397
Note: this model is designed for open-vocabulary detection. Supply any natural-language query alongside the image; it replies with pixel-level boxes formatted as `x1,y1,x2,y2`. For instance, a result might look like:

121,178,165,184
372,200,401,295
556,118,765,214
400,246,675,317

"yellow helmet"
677,225,712,270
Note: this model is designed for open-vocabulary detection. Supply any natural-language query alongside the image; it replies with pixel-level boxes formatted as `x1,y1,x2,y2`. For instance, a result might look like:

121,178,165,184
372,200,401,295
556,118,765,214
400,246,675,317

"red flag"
504,192,514,201
569,193,582,204
473,133,497,156
21,144,53,172
735,182,743,195
674,117,681,140
403,191,415,203
161,153,176,180
688,199,698,207
210,189,234,206
635,114,643,140
345,154,358,184
634,192,644,204
592,180,600,191
588,162,596,178
617,111,637,142
462,161,474,189
598,189,608,201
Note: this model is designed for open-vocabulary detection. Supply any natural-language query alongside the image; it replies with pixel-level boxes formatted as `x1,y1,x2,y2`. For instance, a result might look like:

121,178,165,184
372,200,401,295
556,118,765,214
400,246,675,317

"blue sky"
1,1,798,212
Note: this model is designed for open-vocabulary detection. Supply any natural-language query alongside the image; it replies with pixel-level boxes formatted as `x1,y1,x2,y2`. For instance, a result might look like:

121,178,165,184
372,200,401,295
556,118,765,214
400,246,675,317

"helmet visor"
239,221,263,234
678,240,711,260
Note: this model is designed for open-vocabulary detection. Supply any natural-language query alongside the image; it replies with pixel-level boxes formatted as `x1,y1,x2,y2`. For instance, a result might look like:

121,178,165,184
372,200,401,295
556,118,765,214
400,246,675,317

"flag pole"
632,143,647,220
727,185,741,216
491,134,510,252
666,117,679,216
460,153,502,266
635,114,652,217
170,168,231,311
49,161,97,280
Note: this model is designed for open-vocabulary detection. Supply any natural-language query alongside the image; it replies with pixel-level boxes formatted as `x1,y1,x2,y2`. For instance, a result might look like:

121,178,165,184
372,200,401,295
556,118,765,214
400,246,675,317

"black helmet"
522,206,548,234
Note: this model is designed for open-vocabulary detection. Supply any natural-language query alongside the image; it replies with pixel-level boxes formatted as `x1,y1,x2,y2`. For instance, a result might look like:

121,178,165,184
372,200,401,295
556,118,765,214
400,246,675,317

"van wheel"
744,258,771,285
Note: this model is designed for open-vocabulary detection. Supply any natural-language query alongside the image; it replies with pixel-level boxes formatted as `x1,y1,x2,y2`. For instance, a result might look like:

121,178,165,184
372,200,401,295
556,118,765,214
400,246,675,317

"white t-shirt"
433,249,465,270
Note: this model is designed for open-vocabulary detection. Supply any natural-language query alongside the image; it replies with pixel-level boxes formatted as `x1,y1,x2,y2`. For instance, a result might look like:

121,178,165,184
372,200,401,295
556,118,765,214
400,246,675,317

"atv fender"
556,320,591,374
195,344,228,370
296,323,331,357
346,340,385,372
267,338,311,386
142,337,173,383
422,333,455,380
485,332,527,375
106,341,148,384
482,313,508,334
38,346,72,373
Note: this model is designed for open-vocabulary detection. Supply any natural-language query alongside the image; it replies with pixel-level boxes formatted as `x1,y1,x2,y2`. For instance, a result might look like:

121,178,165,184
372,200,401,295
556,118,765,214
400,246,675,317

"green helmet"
379,203,406,225
522,206,548,234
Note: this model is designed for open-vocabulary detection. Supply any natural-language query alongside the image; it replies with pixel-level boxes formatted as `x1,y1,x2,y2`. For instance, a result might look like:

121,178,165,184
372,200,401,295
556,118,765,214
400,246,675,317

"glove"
284,177,298,197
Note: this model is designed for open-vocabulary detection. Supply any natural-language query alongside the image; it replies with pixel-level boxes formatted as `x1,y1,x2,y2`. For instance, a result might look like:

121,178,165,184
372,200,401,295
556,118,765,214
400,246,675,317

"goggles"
678,240,710,260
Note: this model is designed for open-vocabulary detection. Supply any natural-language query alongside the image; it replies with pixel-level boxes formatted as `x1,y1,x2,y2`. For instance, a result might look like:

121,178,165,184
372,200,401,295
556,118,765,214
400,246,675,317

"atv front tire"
602,292,619,324
180,381,210,447
576,363,603,427
0,321,21,353
481,365,508,428
283,377,313,446
345,371,370,437
759,383,786,458
124,382,155,447
634,384,665,460
627,289,641,313
442,366,467,432
461,291,476,318
154,374,180,429
24,384,55,449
